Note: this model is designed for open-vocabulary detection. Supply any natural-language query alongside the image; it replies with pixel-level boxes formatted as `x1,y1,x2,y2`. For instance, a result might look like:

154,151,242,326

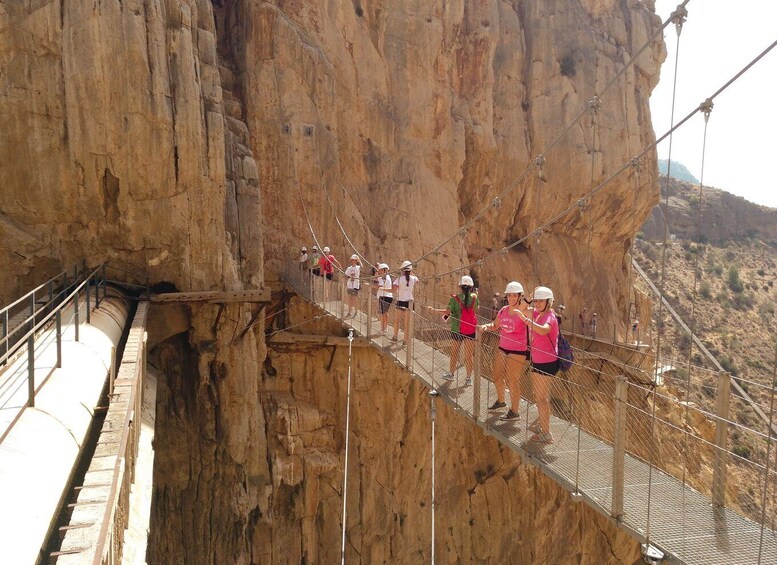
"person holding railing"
516,286,559,444
391,261,418,343
344,254,361,318
374,263,393,335
479,281,530,421
427,275,478,386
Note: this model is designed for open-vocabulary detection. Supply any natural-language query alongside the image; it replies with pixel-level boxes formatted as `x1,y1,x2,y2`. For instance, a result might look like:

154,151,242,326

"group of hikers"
298,245,561,444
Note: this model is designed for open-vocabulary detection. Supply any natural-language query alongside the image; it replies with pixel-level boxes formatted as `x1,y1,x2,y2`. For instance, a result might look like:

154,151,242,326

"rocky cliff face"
217,0,664,331
1,0,664,562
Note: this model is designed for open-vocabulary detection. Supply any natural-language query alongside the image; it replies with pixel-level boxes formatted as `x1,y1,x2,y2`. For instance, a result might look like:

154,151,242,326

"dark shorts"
452,332,476,342
499,347,528,358
531,359,560,377
312,268,321,277
378,296,393,314
395,300,410,310
346,288,360,296
325,272,333,280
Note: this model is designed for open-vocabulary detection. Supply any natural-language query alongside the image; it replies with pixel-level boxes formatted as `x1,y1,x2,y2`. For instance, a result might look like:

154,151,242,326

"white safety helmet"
533,286,554,301
312,245,318,250
504,281,524,295
350,254,359,260
378,263,389,271
323,246,330,253
301,246,307,251
400,260,413,271
460,275,474,287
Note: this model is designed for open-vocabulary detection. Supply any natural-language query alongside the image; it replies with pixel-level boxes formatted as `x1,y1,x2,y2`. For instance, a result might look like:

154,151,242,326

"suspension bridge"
279,265,777,565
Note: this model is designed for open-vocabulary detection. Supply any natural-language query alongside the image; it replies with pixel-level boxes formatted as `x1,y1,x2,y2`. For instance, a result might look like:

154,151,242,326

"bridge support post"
473,329,482,421
1,311,7,365
56,310,62,368
611,375,627,519
340,279,346,320
99,263,107,308
406,308,415,372
367,289,373,338
27,335,35,407
110,346,116,395
86,278,91,324
74,289,80,342
712,372,731,508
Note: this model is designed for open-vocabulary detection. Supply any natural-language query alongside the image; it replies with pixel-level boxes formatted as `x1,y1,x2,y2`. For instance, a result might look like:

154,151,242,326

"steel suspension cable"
430,389,439,565
680,98,713,556
646,6,687,547
340,328,355,565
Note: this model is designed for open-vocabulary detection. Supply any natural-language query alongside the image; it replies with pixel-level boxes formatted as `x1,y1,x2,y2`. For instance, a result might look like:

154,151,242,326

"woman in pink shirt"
517,286,559,444
479,281,530,421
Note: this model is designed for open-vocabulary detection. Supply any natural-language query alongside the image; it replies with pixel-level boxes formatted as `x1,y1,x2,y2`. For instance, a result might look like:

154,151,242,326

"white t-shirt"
298,252,308,264
345,265,361,289
393,273,418,302
376,274,393,298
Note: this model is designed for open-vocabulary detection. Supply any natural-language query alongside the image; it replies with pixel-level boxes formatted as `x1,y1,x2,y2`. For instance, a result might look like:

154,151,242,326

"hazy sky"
650,0,777,208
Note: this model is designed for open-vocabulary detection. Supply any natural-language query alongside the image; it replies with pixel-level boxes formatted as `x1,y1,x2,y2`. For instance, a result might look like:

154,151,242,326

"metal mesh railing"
281,262,777,563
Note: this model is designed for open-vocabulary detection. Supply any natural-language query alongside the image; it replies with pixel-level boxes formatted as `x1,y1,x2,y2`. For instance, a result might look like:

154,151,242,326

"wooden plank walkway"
306,296,777,565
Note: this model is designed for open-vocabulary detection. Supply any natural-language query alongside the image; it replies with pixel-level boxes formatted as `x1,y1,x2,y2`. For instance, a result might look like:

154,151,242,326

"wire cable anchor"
699,98,714,122
670,5,688,35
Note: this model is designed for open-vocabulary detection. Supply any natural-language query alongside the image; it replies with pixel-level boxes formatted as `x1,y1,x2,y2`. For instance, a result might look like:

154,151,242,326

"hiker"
392,261,418,343
298,246,308,275
578,307,587,335
317,247,341,301
479,281,530,421
517,286,559,444
590,312,598,339
309,246,321,277
555,304,565,326
427,275,478,386
374,263,393,334
344,254,361,318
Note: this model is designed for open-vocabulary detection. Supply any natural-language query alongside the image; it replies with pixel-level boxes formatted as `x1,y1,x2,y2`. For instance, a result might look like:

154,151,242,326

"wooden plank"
150,289,271,304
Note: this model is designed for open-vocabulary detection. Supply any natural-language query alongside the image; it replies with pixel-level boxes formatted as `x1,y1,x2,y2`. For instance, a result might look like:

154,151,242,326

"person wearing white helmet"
479,281,531,421
427,274,478,386
309,246,321,277
391,261,419,343
515,285,559,444
298,246,309,275
374,263,393,334
317,246,342,301
344,254,362,318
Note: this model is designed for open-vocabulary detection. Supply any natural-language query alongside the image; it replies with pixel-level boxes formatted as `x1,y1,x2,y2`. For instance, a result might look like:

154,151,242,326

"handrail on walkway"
280,261,777,565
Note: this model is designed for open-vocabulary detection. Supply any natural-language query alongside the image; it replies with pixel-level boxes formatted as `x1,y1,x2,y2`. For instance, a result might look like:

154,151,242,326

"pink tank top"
530,310,559,363
497,306,528,352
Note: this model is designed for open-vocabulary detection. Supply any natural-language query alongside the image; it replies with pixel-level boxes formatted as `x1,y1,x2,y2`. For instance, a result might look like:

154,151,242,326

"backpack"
453,295,478,335
557,333,574,371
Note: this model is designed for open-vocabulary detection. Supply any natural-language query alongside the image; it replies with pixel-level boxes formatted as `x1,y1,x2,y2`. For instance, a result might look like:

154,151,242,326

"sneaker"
529,431,554,444
488,401,507,411
499,409,520,421
441,372,455,381
529,419,541,433
465,377,472,386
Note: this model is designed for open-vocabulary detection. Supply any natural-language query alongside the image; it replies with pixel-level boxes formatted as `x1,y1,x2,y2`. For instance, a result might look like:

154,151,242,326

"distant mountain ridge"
640,177,777,246
658,159,699,183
